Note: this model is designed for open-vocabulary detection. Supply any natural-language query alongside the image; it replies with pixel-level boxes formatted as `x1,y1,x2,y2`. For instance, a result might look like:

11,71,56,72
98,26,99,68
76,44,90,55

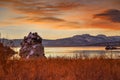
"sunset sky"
0,0,120,39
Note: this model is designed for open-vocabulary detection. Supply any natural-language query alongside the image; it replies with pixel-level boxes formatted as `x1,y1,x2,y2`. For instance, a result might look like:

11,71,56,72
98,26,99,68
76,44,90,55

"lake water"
12,46,120,59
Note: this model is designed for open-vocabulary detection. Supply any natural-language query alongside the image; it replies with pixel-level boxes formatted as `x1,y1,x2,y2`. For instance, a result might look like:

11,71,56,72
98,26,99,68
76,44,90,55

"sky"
0,0,120,39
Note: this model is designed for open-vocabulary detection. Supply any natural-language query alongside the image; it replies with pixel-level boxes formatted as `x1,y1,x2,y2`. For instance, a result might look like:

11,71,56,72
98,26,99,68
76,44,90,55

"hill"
0,34,120,47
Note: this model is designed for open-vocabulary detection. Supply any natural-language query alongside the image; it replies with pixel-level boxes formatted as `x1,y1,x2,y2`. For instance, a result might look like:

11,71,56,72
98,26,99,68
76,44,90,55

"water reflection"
12,47,120,59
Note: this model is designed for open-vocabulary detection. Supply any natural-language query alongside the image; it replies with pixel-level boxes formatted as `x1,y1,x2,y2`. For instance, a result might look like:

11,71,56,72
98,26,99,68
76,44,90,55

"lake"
12,46,120,59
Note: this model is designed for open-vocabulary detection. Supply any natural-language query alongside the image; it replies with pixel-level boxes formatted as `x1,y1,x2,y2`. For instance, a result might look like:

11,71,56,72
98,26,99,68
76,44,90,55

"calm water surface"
13,46,120,59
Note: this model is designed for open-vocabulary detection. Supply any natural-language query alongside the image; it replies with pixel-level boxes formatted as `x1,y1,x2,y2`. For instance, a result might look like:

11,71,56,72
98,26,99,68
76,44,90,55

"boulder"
19,32,45,59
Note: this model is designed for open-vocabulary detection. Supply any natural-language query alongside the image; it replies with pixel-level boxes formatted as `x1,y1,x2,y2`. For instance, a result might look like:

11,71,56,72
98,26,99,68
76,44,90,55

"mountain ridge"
0,34,120,47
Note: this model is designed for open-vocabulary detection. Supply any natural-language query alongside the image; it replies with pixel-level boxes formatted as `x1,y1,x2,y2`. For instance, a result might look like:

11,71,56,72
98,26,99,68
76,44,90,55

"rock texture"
19,32,45,59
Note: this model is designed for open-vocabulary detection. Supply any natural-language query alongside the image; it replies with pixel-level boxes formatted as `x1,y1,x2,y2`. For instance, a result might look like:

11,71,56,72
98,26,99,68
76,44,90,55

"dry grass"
0,43,120,80
0,58,120,80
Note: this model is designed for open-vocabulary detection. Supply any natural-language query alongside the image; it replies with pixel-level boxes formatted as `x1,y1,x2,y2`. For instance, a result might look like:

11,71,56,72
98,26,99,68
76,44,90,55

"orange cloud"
27,17,65,23
89,20,120,30
0,0,80,16
52,21,84,30
0,0,120,30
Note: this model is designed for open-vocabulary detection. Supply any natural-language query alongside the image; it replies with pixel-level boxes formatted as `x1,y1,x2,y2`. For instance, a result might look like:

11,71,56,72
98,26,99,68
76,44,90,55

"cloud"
90,21,120,30
53,21,82,30
94,9,120,23
27,17,66,23
11,16,65,23
0,0,80,16
113,0,120,8
0,0,120,30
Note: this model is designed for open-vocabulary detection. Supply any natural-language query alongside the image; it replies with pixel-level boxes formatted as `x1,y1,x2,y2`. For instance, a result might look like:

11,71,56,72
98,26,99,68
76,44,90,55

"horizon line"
0,33,120,40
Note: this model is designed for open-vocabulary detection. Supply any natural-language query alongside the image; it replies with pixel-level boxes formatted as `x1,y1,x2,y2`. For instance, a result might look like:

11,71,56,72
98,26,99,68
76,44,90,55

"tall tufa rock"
19,32,45,59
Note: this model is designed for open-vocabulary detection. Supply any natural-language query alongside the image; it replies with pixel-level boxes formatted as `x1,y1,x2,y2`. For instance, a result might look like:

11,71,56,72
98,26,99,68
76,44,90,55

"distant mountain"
42,34,120,46
0,34,120,47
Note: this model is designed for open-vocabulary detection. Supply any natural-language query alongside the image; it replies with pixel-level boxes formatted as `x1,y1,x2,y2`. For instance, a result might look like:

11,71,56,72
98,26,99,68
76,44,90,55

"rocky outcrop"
19,32,45,59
